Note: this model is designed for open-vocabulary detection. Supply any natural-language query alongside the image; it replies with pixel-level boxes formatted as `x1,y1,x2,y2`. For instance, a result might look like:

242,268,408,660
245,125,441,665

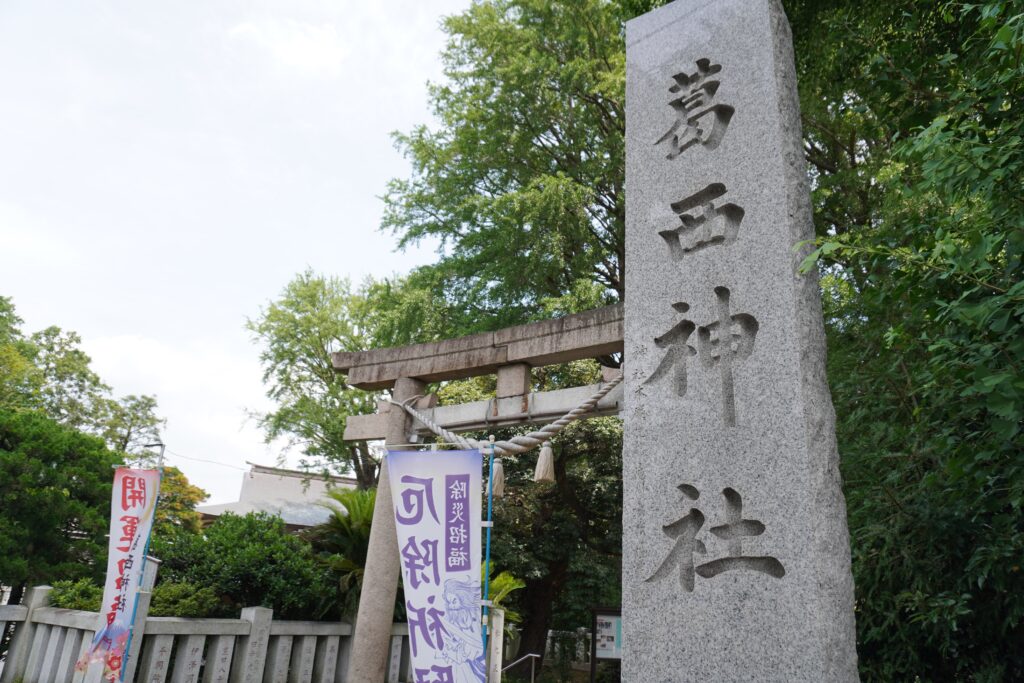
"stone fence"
0,585,413,683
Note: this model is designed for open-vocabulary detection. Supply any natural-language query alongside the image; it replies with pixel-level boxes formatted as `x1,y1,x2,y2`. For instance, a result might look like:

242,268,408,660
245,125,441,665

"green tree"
153,466,209,536
28,326,110,431
99,394,165,464
0,297,42,410
247,272,381,488
0,410,120,601
788,0,1024,677
50,578,221,618
0,296,168,461
382,0,653,334
153,512,337,619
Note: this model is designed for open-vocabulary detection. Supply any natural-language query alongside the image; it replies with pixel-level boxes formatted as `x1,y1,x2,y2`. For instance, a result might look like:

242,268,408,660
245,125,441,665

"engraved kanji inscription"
660,183,745,260
655,58,735,158
645,484,784,593
644,287,758,426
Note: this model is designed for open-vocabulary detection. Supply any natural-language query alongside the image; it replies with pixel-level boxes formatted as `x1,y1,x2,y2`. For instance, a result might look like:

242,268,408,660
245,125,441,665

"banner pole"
120,442,164,681
482,436,496,658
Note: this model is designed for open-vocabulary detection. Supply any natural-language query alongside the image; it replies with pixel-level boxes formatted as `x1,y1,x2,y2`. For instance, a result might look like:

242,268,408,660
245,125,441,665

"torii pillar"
345,377,423,682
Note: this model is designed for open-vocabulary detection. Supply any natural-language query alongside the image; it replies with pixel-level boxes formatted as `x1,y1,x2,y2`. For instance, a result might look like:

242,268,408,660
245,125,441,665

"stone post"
347,377,425,682
487,608,505,683
623,0,858,680
229,606,272,683
0,585,50,683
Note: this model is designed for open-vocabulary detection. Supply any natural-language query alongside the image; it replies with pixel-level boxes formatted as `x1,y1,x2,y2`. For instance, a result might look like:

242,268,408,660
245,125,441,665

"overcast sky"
0,0,468,503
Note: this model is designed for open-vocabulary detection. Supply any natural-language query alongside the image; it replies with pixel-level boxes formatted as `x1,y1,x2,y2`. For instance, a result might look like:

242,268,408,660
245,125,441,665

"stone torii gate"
334,306,625,682
335,0,858,680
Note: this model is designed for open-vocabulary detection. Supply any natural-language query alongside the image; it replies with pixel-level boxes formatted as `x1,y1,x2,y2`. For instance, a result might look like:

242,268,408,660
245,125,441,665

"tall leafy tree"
0,296,168,461
99,394,165,463
788,1,1024,677
28,326,109,431
381,0,664,333
247,271,380,488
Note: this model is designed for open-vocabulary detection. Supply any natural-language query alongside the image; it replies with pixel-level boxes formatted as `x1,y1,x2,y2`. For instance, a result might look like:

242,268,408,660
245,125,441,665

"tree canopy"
382,0,643,334
0,295,166,463
247,272,381,488
0,410,119,592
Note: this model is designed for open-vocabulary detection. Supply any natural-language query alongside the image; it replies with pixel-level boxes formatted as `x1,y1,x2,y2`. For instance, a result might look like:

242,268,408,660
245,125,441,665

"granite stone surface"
622,0,858,680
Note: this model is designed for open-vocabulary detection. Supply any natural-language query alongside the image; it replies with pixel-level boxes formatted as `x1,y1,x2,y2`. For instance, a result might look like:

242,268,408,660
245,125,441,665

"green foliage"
382,0,643,334
0,296,166,463
99,394,165,465
247,272,381,488
50,578,221,618
49,579,103,611
487,409,623,668
0,410,120,590
304,487,377,616
153,466,209,537
148,582,221,618
790,0,1024,677
152,512,337,620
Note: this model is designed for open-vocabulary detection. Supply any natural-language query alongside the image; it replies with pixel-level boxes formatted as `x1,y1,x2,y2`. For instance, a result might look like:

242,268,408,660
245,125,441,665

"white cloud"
227,19,351,77
0,201,78,267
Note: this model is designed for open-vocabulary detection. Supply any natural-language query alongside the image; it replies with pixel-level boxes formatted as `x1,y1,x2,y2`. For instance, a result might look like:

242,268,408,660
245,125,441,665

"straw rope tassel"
533,441,555,483
490,458,505,498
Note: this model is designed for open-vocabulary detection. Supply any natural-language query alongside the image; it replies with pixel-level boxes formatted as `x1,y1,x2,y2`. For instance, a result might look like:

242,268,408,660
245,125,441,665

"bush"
49,579,221,619
148,583,220,618
49,577,222,618
50,579,102,611
152,512,338,619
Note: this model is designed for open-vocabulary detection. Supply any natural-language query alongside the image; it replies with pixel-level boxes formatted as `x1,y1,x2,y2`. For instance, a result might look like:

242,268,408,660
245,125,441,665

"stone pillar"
0,585,50,683
622,1,857,680
487,608,505,683
347,377,425,682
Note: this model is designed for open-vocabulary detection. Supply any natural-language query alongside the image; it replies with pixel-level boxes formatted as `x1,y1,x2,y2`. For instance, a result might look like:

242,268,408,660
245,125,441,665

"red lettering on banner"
121,476,147,509
116,515,139,552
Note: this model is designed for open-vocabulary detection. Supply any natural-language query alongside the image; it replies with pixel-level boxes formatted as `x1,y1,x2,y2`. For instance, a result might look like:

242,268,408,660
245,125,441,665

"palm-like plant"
484,561,525,628
304,487,376,617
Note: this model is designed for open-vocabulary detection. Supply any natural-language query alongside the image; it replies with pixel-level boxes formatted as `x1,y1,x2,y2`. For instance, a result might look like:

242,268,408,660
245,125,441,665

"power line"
164,448,249,472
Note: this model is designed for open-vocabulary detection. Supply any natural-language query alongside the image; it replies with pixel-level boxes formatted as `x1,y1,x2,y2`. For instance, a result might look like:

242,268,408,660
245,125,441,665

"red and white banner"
77,467,161,681
389,450,485,683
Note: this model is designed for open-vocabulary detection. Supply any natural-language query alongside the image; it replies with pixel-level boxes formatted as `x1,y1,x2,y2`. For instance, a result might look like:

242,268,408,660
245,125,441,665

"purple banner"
389,450,485,683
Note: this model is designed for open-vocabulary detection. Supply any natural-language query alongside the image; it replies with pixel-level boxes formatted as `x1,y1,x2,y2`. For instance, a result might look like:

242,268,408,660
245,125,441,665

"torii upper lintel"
332,303,623,390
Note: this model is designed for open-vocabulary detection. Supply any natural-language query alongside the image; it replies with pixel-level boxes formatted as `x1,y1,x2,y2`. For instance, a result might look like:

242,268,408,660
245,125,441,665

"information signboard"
590,607,622,682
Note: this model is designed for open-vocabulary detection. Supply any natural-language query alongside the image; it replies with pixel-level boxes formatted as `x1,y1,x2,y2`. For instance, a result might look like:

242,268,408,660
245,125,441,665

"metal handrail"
501,652,541,682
